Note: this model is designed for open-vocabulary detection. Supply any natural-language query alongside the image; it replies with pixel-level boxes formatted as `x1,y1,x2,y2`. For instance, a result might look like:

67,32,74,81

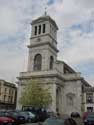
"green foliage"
19,79,52,107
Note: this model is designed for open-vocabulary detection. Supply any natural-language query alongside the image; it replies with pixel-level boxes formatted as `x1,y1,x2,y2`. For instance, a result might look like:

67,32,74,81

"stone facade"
17,15,91,115
0,79,17,109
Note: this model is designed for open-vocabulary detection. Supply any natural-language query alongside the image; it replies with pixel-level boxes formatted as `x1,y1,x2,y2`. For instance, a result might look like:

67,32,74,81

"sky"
0,0,94,85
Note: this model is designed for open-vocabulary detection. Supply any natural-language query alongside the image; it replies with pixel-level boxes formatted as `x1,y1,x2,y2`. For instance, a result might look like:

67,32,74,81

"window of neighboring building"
43,24,46,33
87,107,93,112
86,93,93,103
34,54,42,71
8,96,10,102
9,89,11,95
12,90,14,95
5,88,7,94
39,25,41,34
4,95,6,102
0,87,1,95
50,56,54,69
10,96,13,103
34,26,37,35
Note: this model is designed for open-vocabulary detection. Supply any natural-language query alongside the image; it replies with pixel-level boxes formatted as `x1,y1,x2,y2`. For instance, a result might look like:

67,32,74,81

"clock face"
37,38,41,42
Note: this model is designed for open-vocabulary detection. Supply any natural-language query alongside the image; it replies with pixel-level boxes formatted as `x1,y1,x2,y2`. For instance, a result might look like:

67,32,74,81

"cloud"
74,0,94,9
0,0,32,82
0,6,18,35
59,28,94,64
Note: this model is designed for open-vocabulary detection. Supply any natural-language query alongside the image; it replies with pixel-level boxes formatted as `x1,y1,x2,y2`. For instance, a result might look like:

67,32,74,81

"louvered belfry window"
50,56,54,69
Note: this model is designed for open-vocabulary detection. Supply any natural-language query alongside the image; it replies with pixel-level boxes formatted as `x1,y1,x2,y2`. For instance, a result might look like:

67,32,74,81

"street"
22,123,42,125
22,123,37,125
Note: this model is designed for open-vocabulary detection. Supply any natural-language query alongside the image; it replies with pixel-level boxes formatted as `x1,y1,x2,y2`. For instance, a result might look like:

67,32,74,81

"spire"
43,0,48,16
44,6,47,16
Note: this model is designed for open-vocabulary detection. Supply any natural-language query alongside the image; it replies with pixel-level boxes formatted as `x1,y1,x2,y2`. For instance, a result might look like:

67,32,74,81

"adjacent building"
17,14,93,115
83,87,94,112
0,79,17,110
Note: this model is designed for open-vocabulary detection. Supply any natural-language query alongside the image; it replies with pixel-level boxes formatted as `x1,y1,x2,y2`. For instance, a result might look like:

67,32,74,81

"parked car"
84,112,94,125
0,116,14,125
43,117,77,125
22,111,36,122
71,112,84,125
22,106,49,122
3,111,26,125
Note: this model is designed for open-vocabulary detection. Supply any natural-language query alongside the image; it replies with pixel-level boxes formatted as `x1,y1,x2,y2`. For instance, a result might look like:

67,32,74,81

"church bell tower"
27,15,59,72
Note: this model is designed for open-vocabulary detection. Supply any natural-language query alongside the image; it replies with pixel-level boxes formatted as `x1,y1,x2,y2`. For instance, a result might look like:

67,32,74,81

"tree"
19,79,52,108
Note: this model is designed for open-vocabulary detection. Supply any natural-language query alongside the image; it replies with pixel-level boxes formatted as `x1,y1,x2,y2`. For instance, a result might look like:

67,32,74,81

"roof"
0,79,16,88
56,60,91,86
81,78,91,87
31,15,58,30
83,86,94,92
56,60,76,73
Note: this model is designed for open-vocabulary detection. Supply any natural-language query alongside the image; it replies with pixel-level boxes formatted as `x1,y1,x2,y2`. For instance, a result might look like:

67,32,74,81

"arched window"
50,56,54,69
34,54,42,71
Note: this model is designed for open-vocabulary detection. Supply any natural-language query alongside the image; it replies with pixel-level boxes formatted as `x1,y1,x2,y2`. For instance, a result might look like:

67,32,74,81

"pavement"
22,122,42,125
23,123,38,125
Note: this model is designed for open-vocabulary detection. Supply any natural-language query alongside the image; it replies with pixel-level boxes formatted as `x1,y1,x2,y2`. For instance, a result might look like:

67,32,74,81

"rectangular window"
39,25,41,34
34,26,37,35
9,96,12,103
86,93,93,103
4,95,6,102
43,24,46,33
5,88,7,94
87,107,93,112
0,86,1,95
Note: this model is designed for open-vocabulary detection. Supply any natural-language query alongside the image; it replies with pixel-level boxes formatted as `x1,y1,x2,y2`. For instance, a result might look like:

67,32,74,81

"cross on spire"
42,0,48,16
44,6,47,16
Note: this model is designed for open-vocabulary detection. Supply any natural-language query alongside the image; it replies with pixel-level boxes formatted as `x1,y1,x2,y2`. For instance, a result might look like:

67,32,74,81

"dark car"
43,117,77,125
84,113,94,125
22,106,49,122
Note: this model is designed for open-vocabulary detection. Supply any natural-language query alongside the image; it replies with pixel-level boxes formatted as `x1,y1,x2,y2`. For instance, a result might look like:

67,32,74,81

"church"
17,14,92,115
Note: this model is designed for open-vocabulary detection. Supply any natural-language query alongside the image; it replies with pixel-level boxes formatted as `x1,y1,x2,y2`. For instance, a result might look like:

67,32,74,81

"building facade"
0,79,17,110
17,15,91,115
83,87,94,112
